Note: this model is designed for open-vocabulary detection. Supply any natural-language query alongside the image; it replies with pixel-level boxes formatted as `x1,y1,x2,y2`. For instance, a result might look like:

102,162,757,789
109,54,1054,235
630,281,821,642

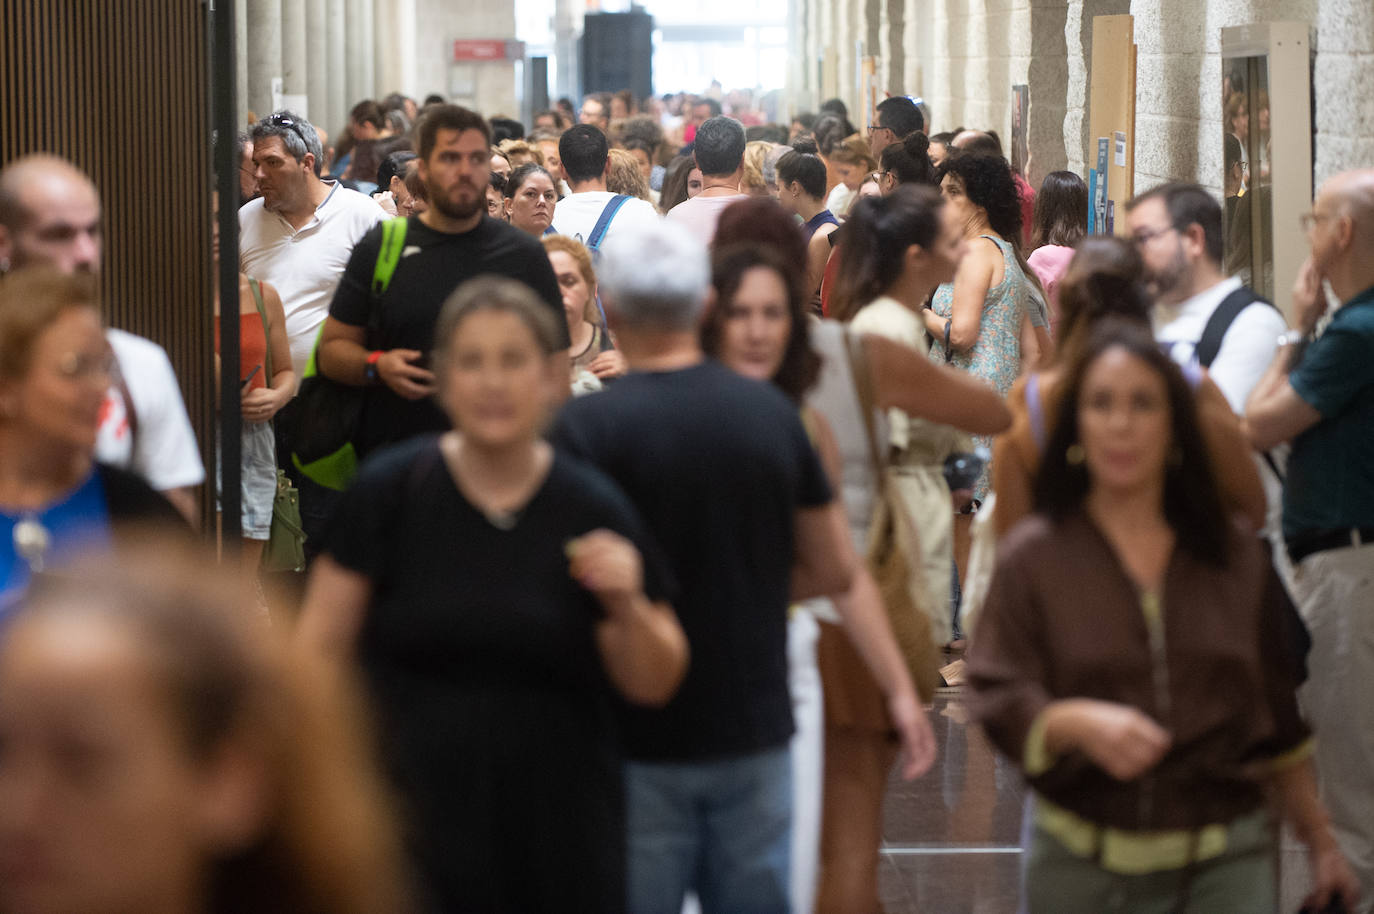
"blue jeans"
625,745,793,914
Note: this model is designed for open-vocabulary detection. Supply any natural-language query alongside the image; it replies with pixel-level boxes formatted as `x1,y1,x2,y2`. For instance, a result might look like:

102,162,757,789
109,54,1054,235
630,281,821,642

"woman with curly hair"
923,154,1051,498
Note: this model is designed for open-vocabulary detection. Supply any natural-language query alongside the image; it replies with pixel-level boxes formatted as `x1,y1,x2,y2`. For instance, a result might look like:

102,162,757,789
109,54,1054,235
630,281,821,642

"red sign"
453,39,508,61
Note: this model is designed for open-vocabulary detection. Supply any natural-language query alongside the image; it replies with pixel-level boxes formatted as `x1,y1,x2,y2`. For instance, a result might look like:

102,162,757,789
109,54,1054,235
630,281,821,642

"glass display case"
1219,22,1312,313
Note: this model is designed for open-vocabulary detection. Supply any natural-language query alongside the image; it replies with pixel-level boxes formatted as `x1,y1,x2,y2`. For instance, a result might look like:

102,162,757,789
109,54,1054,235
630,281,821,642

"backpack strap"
248,277,272,382
1195,286,1276,368
586,194,630,253
369,217,408,335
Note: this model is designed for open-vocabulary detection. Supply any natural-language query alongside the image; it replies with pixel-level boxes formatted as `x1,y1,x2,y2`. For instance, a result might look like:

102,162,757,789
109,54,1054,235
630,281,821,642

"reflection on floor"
878,688,1024,914
876,689,1315,913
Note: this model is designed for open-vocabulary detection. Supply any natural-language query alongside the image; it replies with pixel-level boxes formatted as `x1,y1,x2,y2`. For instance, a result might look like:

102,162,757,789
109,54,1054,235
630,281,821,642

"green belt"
1033,795,1269,876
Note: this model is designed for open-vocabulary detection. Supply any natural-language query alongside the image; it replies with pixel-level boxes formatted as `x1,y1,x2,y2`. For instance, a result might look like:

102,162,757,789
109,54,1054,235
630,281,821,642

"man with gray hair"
1246,168,1374,911
551,220,855,913
239,110,385,379
665,115,749,246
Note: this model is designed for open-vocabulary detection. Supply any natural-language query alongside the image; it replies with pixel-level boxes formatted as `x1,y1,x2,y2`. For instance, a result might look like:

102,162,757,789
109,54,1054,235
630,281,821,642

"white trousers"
1292,543,1374,914
788,612,824,914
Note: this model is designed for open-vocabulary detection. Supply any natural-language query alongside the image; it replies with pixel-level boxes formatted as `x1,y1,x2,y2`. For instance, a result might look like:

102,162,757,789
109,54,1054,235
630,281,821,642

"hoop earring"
1066,443,1085,466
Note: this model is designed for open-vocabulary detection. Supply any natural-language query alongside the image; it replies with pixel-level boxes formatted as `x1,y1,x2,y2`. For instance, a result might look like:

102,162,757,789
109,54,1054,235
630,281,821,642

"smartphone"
240,364,261,389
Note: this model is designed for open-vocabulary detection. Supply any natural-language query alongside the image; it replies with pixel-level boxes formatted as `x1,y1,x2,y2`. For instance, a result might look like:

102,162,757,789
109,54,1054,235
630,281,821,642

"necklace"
14,512,51,573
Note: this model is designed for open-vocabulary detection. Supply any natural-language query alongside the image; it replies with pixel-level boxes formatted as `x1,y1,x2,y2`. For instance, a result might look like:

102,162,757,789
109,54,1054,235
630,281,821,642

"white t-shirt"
1155,275,1288,537
96,329,206,491
663,193,750,248
239,181,386,379
551,191,661,250
1153,276,1287,414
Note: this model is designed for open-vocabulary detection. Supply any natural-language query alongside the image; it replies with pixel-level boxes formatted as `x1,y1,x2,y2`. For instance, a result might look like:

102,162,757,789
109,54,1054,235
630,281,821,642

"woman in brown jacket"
969,322,1356,913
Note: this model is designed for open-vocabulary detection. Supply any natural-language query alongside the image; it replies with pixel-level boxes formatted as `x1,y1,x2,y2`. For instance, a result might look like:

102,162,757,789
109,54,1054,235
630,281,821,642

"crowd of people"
0,78,1370,914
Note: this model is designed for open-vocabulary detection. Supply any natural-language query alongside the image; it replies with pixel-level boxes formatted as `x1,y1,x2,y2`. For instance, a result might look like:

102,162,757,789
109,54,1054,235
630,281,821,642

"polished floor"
876,687,1316,913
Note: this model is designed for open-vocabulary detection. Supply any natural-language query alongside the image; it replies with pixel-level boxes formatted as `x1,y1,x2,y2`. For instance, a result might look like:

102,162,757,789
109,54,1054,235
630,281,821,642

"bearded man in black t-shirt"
551,220,856,914
318,105,570,458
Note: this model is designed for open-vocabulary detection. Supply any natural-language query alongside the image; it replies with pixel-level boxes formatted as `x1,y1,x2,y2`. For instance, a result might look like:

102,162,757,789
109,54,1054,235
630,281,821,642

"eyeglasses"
866,124,891,135
1299,211,1331,232
1130,225,1177,248
267,113,309,150
56,351,116,383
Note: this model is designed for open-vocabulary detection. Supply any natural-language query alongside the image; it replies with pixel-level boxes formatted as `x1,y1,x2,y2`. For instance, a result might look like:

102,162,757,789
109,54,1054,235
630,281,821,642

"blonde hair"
542,235,599,324
829,133,878,173
0,267,100,381
606,149,652,202
741,140,774,196
497,138,545,168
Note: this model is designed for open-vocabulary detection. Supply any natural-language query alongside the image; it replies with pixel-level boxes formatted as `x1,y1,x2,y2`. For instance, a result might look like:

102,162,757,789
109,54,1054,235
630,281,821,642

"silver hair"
250,110,324,176
598,220,709,332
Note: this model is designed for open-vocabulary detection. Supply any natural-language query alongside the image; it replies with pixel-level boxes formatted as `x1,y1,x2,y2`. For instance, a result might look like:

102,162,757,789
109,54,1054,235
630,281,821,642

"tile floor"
876,688,1315,913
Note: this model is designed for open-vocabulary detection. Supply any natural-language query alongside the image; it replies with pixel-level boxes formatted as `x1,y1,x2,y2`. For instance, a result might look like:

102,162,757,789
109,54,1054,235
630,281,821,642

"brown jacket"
968,512,1308,831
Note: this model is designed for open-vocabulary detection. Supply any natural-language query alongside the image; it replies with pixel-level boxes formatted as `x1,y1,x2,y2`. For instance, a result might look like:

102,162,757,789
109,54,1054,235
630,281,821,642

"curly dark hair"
703,242,820,403
937,153,1023,246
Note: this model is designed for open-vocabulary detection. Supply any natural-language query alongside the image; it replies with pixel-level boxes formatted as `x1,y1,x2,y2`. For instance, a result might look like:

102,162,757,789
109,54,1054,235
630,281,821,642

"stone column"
235,0,249,125
344,0,375,108
246,0,283,119
280,0,308,120
326,0,346,135
306,0,329,126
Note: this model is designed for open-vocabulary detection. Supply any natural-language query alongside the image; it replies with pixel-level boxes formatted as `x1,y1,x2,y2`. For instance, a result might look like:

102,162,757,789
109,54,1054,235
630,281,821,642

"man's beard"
1145,243,1188,301
427,179,484,221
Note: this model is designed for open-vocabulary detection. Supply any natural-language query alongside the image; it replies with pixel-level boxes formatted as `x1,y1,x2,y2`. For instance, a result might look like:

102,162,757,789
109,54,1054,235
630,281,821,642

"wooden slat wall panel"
1,0,214,517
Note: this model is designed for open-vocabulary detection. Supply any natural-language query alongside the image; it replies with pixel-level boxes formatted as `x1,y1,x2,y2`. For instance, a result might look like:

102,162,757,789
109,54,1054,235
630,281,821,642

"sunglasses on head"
268,113,309,150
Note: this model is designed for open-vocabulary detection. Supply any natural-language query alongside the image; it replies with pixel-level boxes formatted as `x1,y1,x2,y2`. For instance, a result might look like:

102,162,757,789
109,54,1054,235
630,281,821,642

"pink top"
1027,244,1076,333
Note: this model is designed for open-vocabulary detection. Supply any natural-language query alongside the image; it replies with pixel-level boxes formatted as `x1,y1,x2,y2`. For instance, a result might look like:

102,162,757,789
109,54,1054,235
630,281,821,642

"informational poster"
1093,137,1110,233
1010,85,1030,178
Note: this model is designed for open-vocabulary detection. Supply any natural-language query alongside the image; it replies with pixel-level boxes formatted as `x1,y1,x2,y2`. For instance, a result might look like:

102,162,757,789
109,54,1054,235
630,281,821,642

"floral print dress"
928,234,1029,502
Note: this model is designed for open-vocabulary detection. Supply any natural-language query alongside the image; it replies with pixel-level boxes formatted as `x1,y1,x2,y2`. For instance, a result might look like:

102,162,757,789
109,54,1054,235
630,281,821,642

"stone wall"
790,0,1373,199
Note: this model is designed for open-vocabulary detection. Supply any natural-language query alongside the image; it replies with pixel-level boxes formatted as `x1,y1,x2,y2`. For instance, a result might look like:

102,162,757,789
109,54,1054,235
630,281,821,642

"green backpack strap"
301,217,407,382
371,217,408,298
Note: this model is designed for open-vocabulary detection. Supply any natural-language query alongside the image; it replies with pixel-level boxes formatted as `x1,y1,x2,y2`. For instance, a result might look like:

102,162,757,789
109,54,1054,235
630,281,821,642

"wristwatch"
364,350,383,384
1277,329,1307,347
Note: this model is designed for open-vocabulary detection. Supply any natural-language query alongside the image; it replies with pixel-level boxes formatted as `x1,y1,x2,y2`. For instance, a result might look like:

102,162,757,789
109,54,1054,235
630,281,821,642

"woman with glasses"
0,269,186,623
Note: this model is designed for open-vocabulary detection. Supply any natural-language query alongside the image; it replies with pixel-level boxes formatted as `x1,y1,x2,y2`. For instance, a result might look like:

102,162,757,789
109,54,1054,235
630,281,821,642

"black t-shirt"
550,360,833,761
321,436,672,912
328,215,570,456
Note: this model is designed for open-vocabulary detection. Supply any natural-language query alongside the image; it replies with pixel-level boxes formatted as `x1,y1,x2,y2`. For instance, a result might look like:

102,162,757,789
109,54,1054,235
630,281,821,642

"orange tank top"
215,311,269,391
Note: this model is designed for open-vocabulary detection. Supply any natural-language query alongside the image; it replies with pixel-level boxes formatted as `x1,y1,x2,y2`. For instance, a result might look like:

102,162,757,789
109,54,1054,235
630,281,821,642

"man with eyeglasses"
239,110,386,382
1245,170,1374,912
867,95,923,160
0,154,204,525
1125,181,1289,532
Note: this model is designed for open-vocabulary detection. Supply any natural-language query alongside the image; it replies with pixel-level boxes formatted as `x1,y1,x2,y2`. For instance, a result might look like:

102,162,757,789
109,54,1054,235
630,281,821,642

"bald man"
1247,168,1374,912
0,155,204,524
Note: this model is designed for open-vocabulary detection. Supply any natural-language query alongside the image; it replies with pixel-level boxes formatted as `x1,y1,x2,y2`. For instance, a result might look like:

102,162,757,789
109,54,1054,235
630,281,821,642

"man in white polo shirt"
550,125,660,251
239,110,385,380
239,110,384,554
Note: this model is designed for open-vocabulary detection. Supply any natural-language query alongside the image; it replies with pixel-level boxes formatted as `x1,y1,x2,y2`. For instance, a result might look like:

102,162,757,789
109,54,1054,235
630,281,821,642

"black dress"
322,436,674,914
